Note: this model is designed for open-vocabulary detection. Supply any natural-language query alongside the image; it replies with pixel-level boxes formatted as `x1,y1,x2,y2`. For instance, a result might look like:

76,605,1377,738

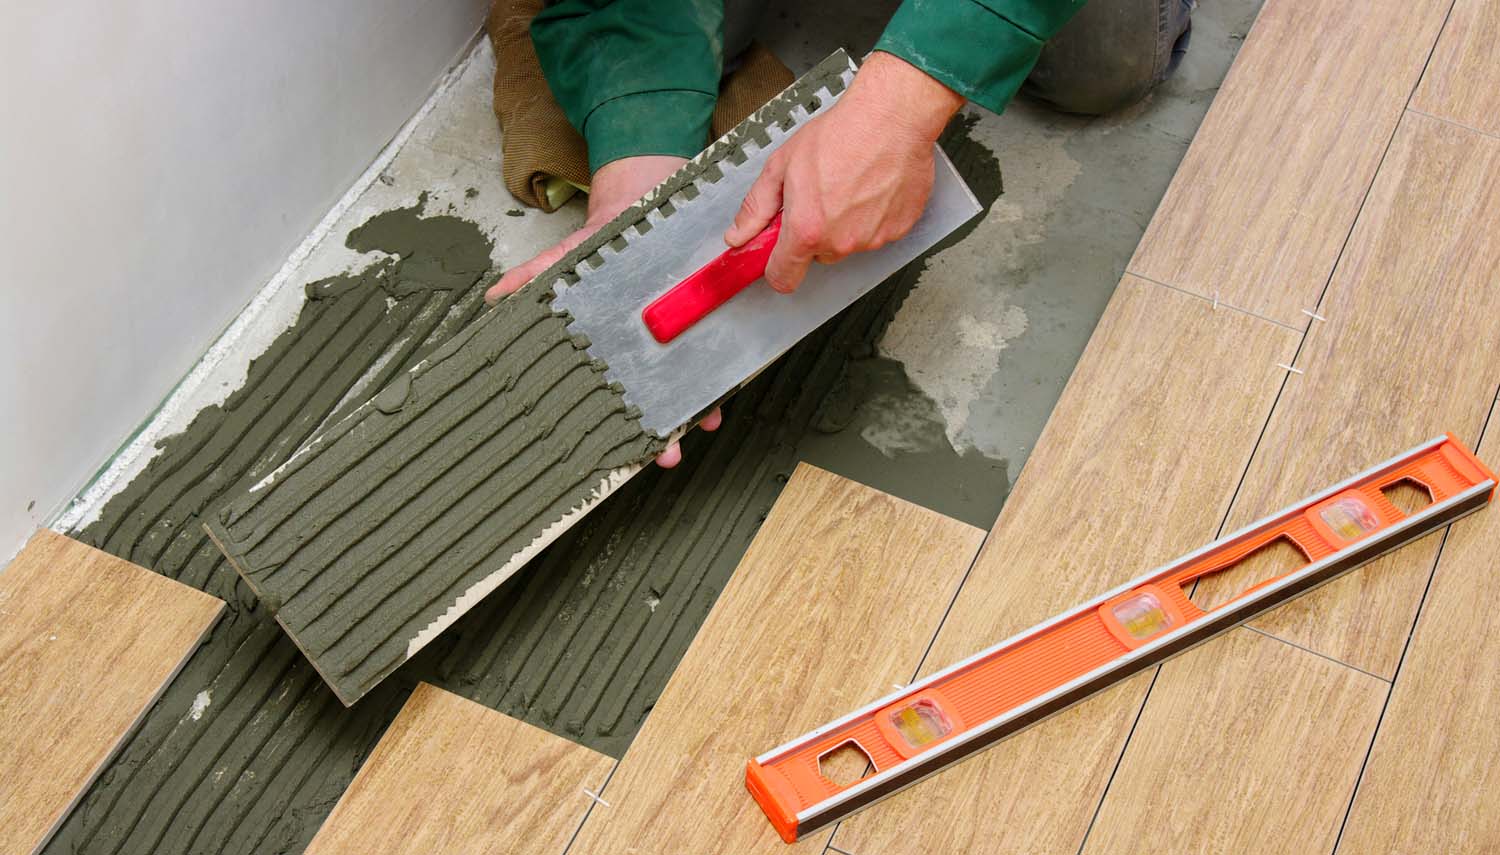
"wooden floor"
834,0,1500,852
0,531,222,855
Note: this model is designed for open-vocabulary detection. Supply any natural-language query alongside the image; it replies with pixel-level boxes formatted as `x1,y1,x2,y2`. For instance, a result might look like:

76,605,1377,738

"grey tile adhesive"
203,49,976,706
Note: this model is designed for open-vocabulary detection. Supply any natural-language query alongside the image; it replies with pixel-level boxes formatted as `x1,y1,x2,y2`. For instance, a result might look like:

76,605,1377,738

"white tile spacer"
891,684,905,691
1301,308,1327,322
582,787,611,808
1212,292,1220,310
1276,363,1305,375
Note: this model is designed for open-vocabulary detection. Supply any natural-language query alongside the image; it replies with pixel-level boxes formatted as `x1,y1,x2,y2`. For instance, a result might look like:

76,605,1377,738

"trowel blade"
548,52,982,437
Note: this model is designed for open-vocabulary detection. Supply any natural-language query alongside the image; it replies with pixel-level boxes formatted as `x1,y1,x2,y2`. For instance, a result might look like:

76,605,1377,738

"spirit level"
747,434,1495,842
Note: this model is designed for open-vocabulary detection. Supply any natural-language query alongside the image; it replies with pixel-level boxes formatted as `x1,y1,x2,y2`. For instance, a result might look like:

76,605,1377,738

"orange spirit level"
748,434,1495,842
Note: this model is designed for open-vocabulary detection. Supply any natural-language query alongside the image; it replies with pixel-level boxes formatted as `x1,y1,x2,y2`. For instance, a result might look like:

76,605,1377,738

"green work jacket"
532,0,1086,173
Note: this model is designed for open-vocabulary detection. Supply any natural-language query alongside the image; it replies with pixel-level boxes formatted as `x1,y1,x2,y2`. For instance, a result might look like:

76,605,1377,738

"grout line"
824,813,859,855
1304,1,1458,321
1330,381,1500,853
1073,664,1164,855
1407,106,1500,142
815,528,990,853
560,761,618,855
49,32,487,535
1136,0,1470,341
1127,272,1305,332
824,814,848,853
1329,524,1452,854
1268,5,1475,769
1139,39,1440,831
903,537,989,685
1241,626,1388,683
1319,5,1466,843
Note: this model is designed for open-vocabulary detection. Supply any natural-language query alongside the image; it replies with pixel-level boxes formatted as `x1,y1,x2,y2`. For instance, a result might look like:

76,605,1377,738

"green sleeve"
875,0,1087,113
531,0,723,174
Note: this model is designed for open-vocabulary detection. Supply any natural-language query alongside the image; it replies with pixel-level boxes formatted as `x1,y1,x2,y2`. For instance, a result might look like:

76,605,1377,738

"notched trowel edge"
525,50,860,436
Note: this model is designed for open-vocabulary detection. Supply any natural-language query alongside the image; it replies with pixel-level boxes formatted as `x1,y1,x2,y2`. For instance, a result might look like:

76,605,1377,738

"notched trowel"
547,49,981,438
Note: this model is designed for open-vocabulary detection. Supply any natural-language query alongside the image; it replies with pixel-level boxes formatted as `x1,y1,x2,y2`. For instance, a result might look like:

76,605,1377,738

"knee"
1026,54,1159,116
1024,0,1193,116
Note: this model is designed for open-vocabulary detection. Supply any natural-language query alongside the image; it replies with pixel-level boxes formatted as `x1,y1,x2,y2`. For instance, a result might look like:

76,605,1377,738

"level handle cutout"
1381,477,1433,515
1186,536,1310,612
817,740,875,788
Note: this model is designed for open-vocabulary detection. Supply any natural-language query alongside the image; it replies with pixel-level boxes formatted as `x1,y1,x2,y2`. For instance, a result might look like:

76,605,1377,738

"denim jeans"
1024,0,1196,114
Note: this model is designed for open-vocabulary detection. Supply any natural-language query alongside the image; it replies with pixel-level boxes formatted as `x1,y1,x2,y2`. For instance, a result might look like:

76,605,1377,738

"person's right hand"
486,154,720,468
723,52,964,293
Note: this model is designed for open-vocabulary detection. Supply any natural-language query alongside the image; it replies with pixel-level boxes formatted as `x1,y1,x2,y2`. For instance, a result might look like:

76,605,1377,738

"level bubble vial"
1111,591,1173,640
1319,495,1380,541
889,698,952,750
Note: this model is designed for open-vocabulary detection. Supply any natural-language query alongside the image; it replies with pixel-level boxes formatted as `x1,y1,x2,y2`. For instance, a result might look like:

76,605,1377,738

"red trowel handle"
641,212,782,344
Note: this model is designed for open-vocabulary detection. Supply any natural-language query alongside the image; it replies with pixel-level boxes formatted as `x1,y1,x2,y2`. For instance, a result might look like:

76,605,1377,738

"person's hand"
724,52,966,293
487,155,687,302
486,154,719,468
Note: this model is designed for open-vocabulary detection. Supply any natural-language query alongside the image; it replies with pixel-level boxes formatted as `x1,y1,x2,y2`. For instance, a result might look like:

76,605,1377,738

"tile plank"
834,278,1299,855
0,530,223,855
1412,0,1500,137
304,682,613,855
564,464,985,854
1128,0,1451,326
1080,629,1386,855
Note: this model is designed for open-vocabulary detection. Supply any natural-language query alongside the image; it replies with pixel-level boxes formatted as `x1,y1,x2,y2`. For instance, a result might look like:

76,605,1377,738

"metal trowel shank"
546,50,982,437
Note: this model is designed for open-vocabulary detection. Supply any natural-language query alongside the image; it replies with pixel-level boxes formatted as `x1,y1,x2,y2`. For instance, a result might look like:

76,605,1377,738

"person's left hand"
487,155,688,302
485,154,719,468
723,52,966,293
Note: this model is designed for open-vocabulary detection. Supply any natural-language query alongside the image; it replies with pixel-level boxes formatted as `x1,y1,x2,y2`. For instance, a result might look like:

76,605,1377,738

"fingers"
699,407,722,432
764,218,816,293
485,253,551,304
655,442,683,469
485,228,589,305
724,153,787,247
654,407,723,468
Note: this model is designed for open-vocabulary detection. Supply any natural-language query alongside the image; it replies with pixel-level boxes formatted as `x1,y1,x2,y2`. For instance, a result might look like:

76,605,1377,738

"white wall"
0,0,486,560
